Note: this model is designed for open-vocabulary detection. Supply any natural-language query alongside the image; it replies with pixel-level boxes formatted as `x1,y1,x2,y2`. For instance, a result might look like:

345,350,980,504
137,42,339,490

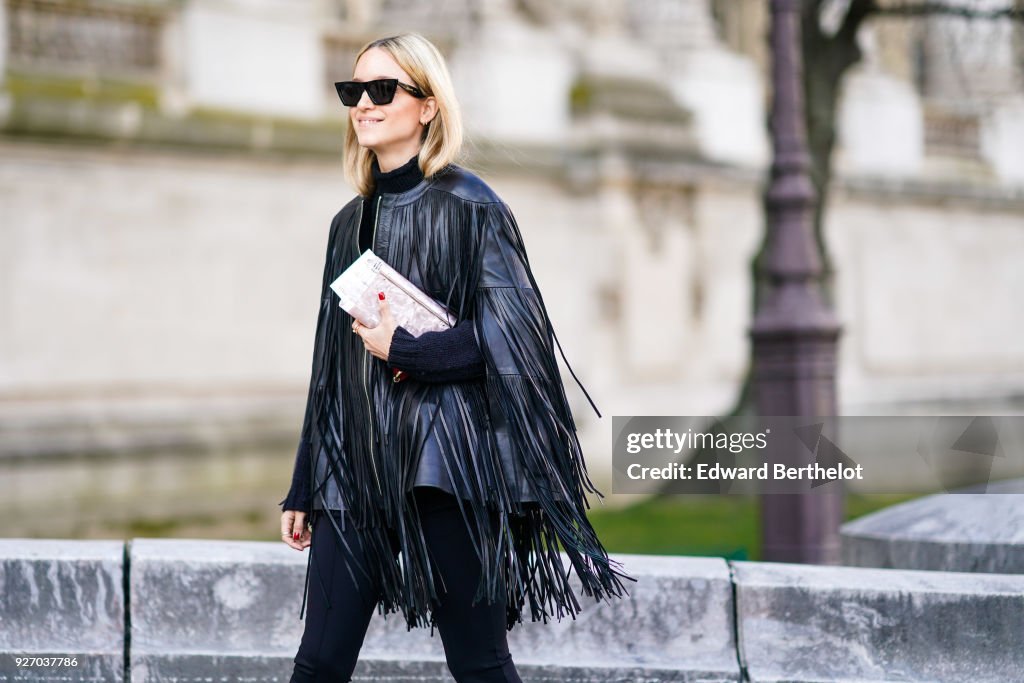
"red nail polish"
293,532,299,540
378,291,385,300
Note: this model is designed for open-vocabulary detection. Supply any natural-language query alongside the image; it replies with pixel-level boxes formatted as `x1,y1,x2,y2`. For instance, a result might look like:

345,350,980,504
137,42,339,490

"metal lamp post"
752,0,844,564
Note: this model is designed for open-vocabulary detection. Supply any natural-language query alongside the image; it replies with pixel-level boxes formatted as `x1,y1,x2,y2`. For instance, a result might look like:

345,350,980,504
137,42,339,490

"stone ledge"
128,541,738,682
3,538,1023,681
131,655,732,683
0,539,125,682
841,479,1024,574
733,560,1024,683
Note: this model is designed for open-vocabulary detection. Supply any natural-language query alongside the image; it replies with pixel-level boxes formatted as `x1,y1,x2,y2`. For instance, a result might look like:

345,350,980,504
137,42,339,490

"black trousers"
289,486,523,683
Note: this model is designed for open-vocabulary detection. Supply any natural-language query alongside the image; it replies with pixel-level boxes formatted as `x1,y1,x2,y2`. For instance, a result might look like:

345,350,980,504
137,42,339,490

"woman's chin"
354,132,381,149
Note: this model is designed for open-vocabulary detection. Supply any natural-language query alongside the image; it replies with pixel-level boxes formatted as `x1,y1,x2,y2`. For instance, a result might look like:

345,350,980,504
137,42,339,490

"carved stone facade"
1,0,1022,530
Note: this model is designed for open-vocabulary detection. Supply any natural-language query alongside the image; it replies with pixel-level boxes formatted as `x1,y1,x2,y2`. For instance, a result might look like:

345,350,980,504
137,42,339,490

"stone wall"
3,139,1024,535
4,0,1024,533
2,539,1022,681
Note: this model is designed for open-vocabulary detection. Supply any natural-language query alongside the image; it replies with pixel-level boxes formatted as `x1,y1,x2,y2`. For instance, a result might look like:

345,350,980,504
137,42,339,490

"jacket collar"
389,176,434,206
386,163,461,207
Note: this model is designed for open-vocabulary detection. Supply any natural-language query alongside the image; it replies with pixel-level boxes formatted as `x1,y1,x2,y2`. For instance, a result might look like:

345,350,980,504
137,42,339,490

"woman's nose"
357,89,375,109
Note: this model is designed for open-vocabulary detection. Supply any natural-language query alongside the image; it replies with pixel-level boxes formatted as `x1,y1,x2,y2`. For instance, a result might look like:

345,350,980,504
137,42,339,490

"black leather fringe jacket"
291,163,634,631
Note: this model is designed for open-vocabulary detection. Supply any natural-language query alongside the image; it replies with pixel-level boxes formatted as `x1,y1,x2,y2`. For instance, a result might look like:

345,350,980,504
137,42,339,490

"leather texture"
290,163,634,631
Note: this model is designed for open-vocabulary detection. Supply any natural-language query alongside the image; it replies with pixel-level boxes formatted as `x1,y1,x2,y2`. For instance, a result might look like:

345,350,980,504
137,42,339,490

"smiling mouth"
358,119,382,126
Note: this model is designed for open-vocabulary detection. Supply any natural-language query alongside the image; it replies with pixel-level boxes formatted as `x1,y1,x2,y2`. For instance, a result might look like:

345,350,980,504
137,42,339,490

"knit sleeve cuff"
385,321,486,382
386,326,420,370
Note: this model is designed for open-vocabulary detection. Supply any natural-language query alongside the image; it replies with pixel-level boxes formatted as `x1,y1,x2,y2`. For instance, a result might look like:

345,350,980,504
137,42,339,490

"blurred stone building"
1,0,1022,536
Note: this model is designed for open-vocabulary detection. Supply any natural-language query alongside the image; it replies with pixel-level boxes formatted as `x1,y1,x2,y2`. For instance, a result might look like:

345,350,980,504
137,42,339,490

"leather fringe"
300,186,635,631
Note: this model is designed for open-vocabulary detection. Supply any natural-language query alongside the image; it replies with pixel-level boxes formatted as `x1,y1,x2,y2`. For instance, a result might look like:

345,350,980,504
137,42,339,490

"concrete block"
129,538,307,681
129,540,740,681
130,538,457,680
841,485,1024,574
346,551,737,681
506,554,739,681
733,560,1024,683
0,539,124,681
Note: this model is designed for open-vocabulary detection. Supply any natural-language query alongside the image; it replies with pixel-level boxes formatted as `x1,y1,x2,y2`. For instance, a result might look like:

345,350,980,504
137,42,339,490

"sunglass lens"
365,79,398,105
337,82,363,106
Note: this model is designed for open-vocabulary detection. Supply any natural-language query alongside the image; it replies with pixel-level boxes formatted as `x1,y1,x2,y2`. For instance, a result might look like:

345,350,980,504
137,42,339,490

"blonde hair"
342,33,464,197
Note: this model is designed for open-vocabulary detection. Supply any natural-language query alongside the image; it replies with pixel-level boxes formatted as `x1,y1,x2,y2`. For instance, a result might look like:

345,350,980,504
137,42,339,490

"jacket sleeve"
468,197,626,614
470,200,600,497
279,210,345,515
279,300,324,516
279,439,312,514
469,199,631,610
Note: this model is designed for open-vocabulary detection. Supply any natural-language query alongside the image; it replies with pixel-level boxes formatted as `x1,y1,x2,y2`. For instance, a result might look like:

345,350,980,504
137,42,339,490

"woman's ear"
420,97,438,125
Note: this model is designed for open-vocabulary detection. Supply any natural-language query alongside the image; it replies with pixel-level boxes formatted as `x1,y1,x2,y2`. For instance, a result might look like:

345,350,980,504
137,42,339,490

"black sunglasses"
334,78,426,106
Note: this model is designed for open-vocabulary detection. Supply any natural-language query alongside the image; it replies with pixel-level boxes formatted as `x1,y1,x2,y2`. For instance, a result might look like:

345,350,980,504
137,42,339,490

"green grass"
93,492,922,557
587,492,921,561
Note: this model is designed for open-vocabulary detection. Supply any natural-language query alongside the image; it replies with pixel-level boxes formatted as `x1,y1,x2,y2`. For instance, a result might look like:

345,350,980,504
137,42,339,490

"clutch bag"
329,249,457,337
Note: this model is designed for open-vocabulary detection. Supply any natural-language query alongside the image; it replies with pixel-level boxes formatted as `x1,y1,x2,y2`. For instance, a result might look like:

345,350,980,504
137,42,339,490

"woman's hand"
353,292,396,361
281,510,311,550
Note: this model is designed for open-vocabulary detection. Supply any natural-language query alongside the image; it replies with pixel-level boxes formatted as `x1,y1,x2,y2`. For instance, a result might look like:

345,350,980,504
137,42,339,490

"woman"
278,32,633,683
